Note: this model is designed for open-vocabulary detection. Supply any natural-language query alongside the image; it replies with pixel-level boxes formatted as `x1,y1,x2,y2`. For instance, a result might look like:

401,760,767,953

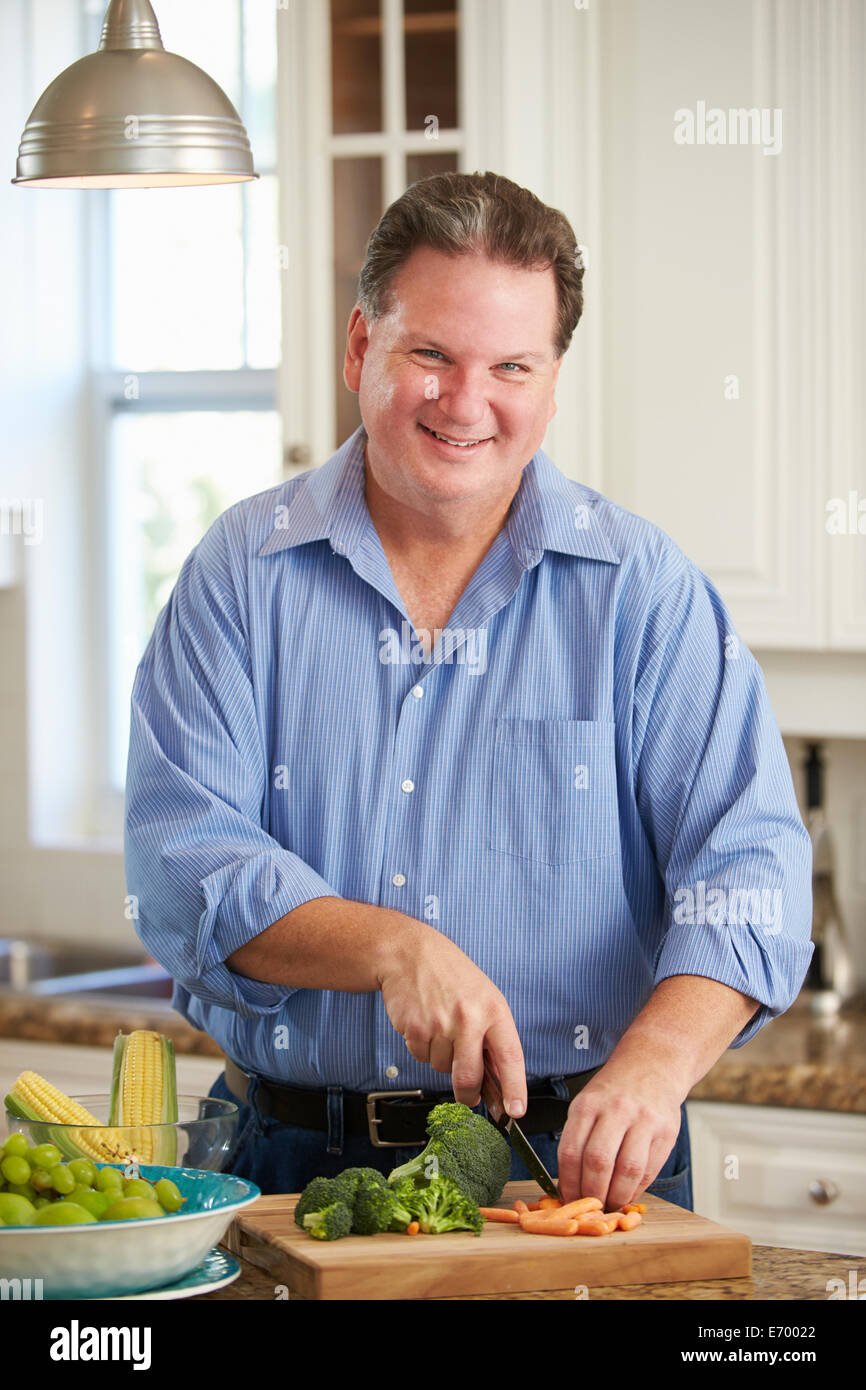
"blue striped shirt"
124,424,813,1091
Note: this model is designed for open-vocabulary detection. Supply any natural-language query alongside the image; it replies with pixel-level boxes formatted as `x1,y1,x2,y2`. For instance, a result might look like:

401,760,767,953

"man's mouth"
418,422,492,451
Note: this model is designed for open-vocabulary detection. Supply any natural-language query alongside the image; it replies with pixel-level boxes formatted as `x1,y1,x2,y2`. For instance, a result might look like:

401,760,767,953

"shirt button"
401,778,415,793
411,685,424,699
385,1065,399,1079
392,873,406,887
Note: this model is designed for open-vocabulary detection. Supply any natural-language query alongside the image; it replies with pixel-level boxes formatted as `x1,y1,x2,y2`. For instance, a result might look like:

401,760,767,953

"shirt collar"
257,423,620,567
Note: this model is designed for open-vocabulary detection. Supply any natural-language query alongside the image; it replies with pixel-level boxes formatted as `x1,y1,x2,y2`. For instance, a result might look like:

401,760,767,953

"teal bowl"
0,1164,260,1299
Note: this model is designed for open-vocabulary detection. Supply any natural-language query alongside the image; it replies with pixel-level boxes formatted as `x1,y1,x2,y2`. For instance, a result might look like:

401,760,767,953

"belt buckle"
365,1089,425,1147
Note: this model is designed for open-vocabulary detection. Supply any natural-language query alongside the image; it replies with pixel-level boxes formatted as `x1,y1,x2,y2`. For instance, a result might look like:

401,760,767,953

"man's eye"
415,348,444,360
498,362,526,372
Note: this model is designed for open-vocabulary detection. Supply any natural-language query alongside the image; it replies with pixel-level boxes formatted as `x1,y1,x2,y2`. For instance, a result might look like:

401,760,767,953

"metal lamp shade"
13,0,258,188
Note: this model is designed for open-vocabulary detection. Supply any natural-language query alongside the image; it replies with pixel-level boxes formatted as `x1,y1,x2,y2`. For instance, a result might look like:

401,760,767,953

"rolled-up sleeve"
631,545,813,1048
124,514,338,1018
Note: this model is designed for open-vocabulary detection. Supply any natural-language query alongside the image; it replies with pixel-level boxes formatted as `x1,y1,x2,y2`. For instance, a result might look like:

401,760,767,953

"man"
124,172,812,1210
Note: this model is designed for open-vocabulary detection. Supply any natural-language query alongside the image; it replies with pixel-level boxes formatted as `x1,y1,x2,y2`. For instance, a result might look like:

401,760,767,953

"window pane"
243,0,278,171
157,0,242,112
406,150,460,185
404,0,458,133
334,158,383,445
331,0,383,135
111,186,245,370
109,409,282,788
245,174,281,368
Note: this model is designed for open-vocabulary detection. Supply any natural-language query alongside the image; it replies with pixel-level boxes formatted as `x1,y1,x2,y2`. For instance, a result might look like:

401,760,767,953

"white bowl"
0,1165,259,1299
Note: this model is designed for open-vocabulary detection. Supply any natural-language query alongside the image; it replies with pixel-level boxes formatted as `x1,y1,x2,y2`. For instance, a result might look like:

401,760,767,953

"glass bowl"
3,1095,238,1171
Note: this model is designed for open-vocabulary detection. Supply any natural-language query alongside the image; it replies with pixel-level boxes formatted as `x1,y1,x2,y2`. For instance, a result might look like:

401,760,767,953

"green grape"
30,1167,55,1193
6,1183,38,1202
95,1165,124,1193
122,1177,157,1200
49,1163,76,1195
101,1196,164,1222
30,1143,62,1170
67,1159,97,1187
0,1192,36,1225
33,1202,96,1226
33,1196,50,1209
63,1187,111,1218
1,1155,31,1186
2,1134,30,1158
153,1177,184,1212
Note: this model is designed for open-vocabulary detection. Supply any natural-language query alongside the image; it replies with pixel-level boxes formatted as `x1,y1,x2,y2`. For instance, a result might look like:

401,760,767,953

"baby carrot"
512,1199,530,1214
537,1196,563,1210
406,1221,420,1235
478,1207,521,1223
523,1197,603,1223
618,1211,643,1231
555,1197,604,1219
519,1214,580,1236
575,1217,611,1236
621,1202,647,1214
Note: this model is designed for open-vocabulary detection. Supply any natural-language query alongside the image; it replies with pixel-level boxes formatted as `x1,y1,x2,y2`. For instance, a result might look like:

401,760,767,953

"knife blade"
480,1051,560,1199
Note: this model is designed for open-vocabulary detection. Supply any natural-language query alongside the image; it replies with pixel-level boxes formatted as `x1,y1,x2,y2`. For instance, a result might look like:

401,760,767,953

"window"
80,0,283,799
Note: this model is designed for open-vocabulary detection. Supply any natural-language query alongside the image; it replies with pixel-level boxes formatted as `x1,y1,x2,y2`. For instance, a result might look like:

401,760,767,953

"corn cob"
4,1070,135,1163
109,1030,178,1164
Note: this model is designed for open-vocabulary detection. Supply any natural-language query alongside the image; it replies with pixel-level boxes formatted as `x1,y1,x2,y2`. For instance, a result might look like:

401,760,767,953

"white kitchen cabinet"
595,0,866,655
687,1100,866,1258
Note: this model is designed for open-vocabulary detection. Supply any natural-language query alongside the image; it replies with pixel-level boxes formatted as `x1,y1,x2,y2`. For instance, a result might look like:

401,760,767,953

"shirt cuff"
192,850,340,1018
654,918,815,1048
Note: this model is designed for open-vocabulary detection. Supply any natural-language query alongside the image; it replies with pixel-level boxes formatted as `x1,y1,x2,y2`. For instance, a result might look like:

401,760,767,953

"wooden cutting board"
225,1180,752,1299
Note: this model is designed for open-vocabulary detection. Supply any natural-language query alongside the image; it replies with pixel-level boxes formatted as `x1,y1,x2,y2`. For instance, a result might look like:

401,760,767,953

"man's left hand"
555,1050,689,1209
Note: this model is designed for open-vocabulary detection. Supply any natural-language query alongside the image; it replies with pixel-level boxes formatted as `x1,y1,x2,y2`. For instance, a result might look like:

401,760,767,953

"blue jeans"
209,1070,693,1210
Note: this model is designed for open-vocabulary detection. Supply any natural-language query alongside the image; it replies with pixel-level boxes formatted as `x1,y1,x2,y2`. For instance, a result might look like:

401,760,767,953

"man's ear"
344,306,370,392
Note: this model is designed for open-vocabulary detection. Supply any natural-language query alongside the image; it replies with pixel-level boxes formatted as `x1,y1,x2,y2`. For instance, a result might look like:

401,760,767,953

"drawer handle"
808,1179,840,1206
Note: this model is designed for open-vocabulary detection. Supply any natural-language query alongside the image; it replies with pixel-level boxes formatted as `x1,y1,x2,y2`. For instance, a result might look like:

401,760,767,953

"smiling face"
343,246,562,517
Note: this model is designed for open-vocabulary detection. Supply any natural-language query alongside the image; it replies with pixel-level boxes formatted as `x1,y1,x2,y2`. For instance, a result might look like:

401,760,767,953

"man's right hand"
375,919,527,1118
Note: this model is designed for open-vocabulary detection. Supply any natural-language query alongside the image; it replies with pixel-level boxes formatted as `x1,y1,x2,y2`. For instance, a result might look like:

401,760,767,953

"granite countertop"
687,996,866,1113
196,1241,859,1300
0,991,224,1057
0,991,864,1112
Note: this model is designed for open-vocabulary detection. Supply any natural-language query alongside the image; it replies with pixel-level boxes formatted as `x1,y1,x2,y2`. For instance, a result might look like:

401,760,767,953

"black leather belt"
224,1056,602,1147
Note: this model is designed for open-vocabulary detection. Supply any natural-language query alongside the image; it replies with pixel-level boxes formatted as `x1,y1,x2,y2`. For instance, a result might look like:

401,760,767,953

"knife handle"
481,1048,506,1124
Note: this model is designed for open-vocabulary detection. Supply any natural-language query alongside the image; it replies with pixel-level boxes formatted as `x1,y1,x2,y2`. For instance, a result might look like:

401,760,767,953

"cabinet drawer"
687,1102,866,1257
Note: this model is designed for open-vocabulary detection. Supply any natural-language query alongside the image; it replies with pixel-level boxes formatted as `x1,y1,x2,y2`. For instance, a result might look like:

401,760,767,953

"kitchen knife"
480,1051,560,1199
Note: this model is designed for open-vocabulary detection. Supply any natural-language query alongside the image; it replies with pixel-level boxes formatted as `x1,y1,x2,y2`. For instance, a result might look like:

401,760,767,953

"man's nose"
435,366,491,426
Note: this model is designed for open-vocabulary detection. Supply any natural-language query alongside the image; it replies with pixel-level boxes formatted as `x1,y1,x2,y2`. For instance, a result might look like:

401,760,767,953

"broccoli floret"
330,1166,387,1205
351,1185,396,1235
294,1176,337,1229
404,1175,484,1236
387,1102,511,1207
302,1201,353,1241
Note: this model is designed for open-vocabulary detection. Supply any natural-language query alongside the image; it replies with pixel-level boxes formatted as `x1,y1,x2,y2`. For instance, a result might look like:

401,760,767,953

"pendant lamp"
12,0,258,188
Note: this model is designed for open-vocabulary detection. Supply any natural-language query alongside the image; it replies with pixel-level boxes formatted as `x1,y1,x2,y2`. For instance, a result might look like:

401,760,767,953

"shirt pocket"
488,719,618,865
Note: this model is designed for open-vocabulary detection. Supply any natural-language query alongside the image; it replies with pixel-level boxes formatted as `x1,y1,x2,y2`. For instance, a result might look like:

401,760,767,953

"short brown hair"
357,171,585,359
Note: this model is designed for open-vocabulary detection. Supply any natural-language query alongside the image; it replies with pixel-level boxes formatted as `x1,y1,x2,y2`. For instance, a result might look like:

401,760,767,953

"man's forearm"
603,975,760,1096
225,896,420,992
